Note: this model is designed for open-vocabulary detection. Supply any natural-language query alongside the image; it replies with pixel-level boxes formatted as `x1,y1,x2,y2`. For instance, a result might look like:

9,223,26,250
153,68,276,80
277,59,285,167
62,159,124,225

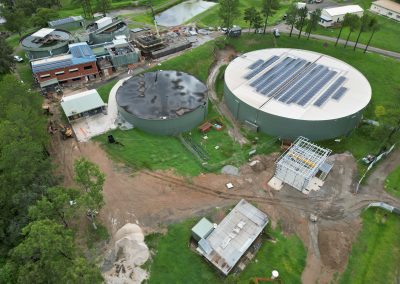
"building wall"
117,102,208,136
224,81,364,141
319,10,364,27
370,4,400,21
34,61,99,84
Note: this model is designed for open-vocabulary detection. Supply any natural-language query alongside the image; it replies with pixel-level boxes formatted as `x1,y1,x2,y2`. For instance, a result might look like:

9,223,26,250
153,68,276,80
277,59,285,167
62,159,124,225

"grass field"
188,0,290,28
312,12,400,53
339,208,400,283
225,33,400,160
215,64,227,102
146,218,306,283
384,166,400,198
97,78,118,102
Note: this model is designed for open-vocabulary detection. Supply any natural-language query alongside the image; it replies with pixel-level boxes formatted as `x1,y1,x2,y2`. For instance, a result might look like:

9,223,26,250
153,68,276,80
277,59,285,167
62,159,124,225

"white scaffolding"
275,137,332,191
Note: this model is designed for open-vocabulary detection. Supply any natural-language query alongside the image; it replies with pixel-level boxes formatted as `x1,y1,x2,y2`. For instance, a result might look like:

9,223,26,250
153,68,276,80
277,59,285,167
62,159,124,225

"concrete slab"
268,176,283,191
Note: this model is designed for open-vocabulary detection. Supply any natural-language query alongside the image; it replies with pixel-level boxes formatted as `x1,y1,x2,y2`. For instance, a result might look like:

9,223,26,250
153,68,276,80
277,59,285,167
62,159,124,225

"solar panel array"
244,56,348,107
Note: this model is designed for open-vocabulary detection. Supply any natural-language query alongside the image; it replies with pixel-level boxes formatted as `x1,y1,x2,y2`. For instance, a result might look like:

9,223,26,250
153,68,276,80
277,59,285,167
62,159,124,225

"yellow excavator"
59,123,73,140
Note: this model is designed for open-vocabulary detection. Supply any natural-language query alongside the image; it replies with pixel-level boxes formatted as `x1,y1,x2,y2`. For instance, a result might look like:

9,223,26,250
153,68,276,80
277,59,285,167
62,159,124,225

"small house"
319,5,364,27
370,0,400,21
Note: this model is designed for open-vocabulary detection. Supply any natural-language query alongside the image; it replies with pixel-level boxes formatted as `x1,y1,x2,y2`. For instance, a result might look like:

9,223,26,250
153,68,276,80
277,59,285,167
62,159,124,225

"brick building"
31,42,99,88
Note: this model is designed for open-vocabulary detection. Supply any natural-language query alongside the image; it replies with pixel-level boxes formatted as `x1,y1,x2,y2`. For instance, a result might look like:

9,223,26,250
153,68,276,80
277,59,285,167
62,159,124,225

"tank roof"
116,71,207,120
20,29,71,50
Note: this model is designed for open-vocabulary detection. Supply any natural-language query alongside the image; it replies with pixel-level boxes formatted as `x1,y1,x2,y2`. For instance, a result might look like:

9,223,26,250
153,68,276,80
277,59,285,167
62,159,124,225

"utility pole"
148,0,160,37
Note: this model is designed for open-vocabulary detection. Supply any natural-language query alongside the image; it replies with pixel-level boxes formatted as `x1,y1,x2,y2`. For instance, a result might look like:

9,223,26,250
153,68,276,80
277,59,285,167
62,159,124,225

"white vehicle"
13,55,24,62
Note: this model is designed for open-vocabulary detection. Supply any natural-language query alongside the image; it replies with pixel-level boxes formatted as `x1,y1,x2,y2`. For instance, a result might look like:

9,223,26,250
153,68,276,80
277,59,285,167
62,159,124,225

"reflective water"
155,0,217,27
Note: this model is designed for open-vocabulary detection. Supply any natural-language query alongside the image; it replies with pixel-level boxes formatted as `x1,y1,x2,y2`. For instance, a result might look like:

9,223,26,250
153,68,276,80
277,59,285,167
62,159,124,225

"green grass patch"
339,208,400,283
216,64,227,102
97,78,118,102
384,166,400,198
311,12,400,53
188,0,289,28
146,218,306,283
86,223,109,249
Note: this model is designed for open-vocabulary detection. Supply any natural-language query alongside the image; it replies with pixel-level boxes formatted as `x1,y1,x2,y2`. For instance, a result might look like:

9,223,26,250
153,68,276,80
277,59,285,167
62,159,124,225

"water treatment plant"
116,70,208,135
224,48,372,141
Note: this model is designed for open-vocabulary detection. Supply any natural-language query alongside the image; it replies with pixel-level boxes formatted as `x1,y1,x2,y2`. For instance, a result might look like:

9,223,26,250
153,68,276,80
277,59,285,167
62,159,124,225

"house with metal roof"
370,0,400,21
48,16,85,30
194,199,269,275
61,89,106,121
31,42,99,88
319,5,364,27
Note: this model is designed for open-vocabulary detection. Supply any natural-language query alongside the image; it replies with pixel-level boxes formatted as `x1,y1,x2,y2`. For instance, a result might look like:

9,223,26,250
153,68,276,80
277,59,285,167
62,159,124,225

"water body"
155,0,217,27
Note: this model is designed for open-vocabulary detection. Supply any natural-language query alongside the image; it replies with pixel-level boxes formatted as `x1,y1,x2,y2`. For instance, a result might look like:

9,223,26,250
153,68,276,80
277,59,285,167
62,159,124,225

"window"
40,74,51,78
388,12,393,15
69,68,79,73
72,77,81,81
55,71,65,75
397,15,400,19
84,65,93,70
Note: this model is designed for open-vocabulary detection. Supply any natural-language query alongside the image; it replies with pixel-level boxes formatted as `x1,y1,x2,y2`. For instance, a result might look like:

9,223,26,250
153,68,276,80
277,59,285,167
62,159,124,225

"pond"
155,0,217,27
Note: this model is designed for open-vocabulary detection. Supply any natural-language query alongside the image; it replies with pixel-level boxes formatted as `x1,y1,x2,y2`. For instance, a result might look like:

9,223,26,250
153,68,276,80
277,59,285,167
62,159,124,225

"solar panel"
248,59,264,70
253,57,295,90
250,57,291,88
261,59,308,97
278,65,323,103
297,70,337,106
332,87,347,100
244,56,279,80
313,76,346,107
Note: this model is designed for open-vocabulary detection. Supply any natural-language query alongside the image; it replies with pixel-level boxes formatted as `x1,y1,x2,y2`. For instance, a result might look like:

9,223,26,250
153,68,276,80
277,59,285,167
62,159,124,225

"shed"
48,16,84,30
61,89,106,121
370,0,400,21
320,5,364,27
191,218,214,242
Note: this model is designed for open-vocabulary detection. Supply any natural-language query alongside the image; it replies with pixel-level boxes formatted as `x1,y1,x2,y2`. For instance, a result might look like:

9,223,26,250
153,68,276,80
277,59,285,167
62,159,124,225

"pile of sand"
103,223,150,284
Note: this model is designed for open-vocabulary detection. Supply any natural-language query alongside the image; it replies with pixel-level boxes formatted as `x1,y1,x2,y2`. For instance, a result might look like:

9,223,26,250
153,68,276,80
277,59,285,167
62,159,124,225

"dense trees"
32,8,59,27
344,14,360,48
219,0,240,28
244,7,258,31
296,7,308,39
306,9,321,40
353,14,371,50
96,0,111,17
0,38,14,75
286,4,298,37
364,18,380,53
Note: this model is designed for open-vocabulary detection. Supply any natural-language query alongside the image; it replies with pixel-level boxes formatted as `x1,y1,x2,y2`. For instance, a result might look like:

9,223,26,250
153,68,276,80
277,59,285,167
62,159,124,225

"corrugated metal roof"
61,90,105,117
31,28,55,38
324,5,363,16
372,0,400,12
48,16,84,27
69,42,95,58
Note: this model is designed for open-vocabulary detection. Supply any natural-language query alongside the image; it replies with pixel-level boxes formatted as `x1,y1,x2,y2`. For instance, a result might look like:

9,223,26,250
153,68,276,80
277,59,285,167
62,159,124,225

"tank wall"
89,27,130,44
25,45,70,60
224,81,363,141
118,101,208,135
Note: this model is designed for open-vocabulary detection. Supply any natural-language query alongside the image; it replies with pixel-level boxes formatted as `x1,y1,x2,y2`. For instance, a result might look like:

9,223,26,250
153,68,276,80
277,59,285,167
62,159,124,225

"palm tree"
253,10,264,34
297,7,308,39
262,0,280,34
353,14,371,51
285,4,298,37
344,14,360,48
364,18,380,53
335,13,352,46
306,9,321,40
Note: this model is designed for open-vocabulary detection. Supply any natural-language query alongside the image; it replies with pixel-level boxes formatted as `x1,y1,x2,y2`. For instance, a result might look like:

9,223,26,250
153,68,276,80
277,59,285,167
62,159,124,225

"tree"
0,76,54,255
296,6,308,39
364,17,380,53
71,0,93,19
1,220,103,283
305,9,321,40
29,187,80,228
353,13,371,50
0,38,14,75
74,158,105,230
219,0,240,29
262,0,280,34
96,0,111,17
253,10,263,34
32,8,59,27
1,8,26,36
244,7,257,31
285,4,298,37
344,14,360,48
335,13,352,46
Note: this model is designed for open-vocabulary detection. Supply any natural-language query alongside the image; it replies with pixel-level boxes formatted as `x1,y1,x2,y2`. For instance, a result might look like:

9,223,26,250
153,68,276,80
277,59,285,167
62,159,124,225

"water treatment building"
116,70,208,135
224,48,372,141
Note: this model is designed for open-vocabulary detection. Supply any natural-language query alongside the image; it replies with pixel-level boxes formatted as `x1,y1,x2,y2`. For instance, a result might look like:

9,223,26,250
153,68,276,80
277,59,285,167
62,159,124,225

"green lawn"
339,208,400,283
225,33,400,160
312,12,400,53
97,78,118,102
215,64,227,102
385,166,400,198
188,0,290,28
146,218,306,283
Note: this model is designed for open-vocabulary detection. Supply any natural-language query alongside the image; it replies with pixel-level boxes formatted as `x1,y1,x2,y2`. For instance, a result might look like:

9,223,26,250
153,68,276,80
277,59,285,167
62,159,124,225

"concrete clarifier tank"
116,70,208,135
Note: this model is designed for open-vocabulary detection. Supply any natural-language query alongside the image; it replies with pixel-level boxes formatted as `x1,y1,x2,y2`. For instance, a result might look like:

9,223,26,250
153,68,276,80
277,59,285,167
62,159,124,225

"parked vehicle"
13,55,24,62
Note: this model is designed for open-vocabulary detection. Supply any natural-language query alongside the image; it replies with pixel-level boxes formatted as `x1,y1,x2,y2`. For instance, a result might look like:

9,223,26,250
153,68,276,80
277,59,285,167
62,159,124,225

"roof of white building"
372,0,400,12
323,5,364,16
61,89,105,117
